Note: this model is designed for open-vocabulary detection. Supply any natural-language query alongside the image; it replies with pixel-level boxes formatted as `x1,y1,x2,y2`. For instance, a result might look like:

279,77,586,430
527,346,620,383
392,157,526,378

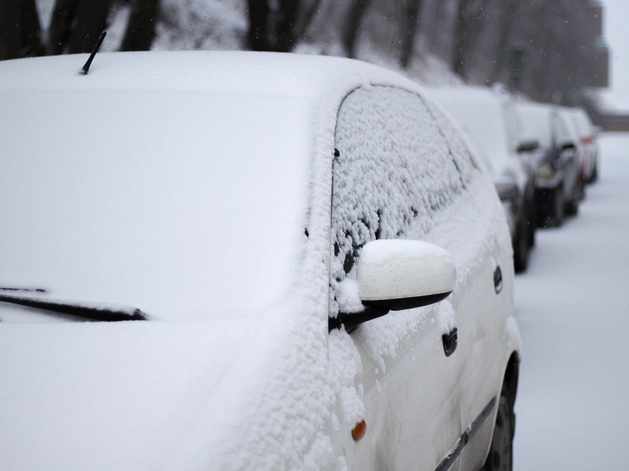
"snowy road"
513,134,629,469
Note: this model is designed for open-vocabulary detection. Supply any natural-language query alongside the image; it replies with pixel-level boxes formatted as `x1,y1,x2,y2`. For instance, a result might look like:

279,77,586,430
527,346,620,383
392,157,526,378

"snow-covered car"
515,101,581,227
427,85,537,273
0,51,520,471
567,107,600,183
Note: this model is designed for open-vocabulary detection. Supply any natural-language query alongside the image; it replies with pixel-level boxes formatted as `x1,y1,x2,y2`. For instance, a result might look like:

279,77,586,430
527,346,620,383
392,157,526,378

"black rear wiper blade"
0,294,148,322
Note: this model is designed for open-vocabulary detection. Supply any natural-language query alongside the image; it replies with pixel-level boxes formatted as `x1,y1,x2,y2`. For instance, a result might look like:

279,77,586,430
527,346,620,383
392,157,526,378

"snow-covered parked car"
515,101,581,227
567,107,600,183
0,51,520,471
427,85,537,273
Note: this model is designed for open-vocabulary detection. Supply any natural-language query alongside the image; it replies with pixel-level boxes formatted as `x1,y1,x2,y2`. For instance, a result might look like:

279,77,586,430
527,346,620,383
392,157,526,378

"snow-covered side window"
330,86,476,317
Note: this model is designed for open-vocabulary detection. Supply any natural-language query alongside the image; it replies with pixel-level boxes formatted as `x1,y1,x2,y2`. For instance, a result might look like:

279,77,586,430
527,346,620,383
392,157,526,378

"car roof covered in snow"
0,50,421,99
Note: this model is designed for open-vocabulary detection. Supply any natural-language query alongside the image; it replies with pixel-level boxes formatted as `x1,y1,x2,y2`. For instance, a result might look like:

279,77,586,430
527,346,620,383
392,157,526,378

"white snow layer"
514,134,629,469
0,52,513,470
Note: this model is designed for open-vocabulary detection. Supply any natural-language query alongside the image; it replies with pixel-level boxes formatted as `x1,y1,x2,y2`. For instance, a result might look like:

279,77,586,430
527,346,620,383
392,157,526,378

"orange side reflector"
352,419,367,441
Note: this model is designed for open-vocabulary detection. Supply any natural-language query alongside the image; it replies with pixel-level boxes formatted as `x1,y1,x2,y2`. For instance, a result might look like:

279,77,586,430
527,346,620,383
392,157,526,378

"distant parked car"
515,101,582,227
428,85,537,272
0,52,520,471
559,107,588,202
567,107,600,183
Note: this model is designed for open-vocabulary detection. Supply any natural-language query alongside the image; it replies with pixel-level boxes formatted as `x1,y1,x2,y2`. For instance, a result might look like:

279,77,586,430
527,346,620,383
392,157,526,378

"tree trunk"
342,0,371,58
246,0,271,51
452,0,488,79
47,0,80,54
66,0,114,54
294,0,322,40
20,0,44,56
0,0,44,60
120,0,161,51
399,0,423,69
0,0,24,60
452,0,470,77
489,0,518,83
275,0,300,52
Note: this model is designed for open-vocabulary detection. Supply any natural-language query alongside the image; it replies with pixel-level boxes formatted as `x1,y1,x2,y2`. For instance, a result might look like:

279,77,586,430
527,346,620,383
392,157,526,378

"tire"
513,218,529,274
481,395,514,471
547,187,565,228
565,192,579,216
527,209,536,247
578,172,586,201
589,161,598,183
527,192,537,247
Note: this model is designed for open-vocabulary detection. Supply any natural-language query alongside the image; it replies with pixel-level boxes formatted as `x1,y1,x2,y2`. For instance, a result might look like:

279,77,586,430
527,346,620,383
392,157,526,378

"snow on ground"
513,133,629,469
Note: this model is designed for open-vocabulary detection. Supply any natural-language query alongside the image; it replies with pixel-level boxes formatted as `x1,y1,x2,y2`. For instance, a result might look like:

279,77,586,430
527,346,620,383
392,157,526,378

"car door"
327,85,470,471
419,97,514,471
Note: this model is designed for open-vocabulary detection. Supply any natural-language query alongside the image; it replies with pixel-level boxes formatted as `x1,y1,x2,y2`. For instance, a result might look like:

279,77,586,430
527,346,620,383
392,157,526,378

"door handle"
442,327,458,357
494,266,503,294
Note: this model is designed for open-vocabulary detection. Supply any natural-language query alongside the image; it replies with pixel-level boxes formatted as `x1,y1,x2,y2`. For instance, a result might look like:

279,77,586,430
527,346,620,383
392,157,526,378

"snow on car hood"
0,316,292,470
0,88,311,321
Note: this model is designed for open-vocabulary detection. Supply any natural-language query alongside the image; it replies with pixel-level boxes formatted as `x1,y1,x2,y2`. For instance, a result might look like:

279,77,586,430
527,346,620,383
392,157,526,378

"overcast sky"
601,0,629,92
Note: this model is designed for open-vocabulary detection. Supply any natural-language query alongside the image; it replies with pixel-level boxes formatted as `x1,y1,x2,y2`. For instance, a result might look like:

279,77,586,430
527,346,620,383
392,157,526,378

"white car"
427,85,537,273
0,51,520,471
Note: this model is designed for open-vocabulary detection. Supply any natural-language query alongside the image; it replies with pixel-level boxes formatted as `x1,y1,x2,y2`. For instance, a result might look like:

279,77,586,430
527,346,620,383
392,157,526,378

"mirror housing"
357,240,456,310
517,140,540,153
495,181,520,201
329,240,457,333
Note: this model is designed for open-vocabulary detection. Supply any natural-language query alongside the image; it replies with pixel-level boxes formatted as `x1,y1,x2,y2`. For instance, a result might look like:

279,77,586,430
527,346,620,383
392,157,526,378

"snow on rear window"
330,85,476,316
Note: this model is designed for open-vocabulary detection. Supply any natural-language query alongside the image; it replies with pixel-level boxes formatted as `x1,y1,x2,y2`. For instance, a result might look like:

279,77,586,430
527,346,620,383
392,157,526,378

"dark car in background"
515,101,582,227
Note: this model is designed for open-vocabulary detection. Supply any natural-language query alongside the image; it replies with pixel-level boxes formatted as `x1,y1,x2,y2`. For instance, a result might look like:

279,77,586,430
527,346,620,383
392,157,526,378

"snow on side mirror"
328,240,457,334
357,239,456,311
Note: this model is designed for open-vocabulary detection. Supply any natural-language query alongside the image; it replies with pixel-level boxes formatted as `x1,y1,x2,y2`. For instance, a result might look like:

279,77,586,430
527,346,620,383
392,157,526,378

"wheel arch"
502,351,520,412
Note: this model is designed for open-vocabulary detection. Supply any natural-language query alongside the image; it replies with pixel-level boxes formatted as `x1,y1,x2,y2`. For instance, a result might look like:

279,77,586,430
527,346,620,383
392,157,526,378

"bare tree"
341,0,371,58
452,0,491,78
246,0,322,52
275,0,301,52
246,0,271,51
487,0,518,83
399,0,423,68
48,0,114,54
0,0,44,60
120,0,161,51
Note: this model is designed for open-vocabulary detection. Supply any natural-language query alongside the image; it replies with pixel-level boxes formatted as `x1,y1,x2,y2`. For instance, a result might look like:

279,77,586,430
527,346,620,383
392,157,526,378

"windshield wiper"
0,293,147,322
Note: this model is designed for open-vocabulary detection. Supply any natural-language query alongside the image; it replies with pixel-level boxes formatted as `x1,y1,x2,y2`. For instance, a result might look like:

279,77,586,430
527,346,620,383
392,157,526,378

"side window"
502,102,522,152
553,111,572,147
330,86,476,316
423,98,478,180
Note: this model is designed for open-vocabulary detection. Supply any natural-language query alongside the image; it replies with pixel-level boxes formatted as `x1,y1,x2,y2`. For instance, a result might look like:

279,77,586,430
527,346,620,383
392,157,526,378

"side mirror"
517,140,540,153
560,142,576,151
495,181,520,201
329,240,456,333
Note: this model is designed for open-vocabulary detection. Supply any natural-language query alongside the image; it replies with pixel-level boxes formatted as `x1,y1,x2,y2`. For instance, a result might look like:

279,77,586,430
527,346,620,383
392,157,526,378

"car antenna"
81,31,107,75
